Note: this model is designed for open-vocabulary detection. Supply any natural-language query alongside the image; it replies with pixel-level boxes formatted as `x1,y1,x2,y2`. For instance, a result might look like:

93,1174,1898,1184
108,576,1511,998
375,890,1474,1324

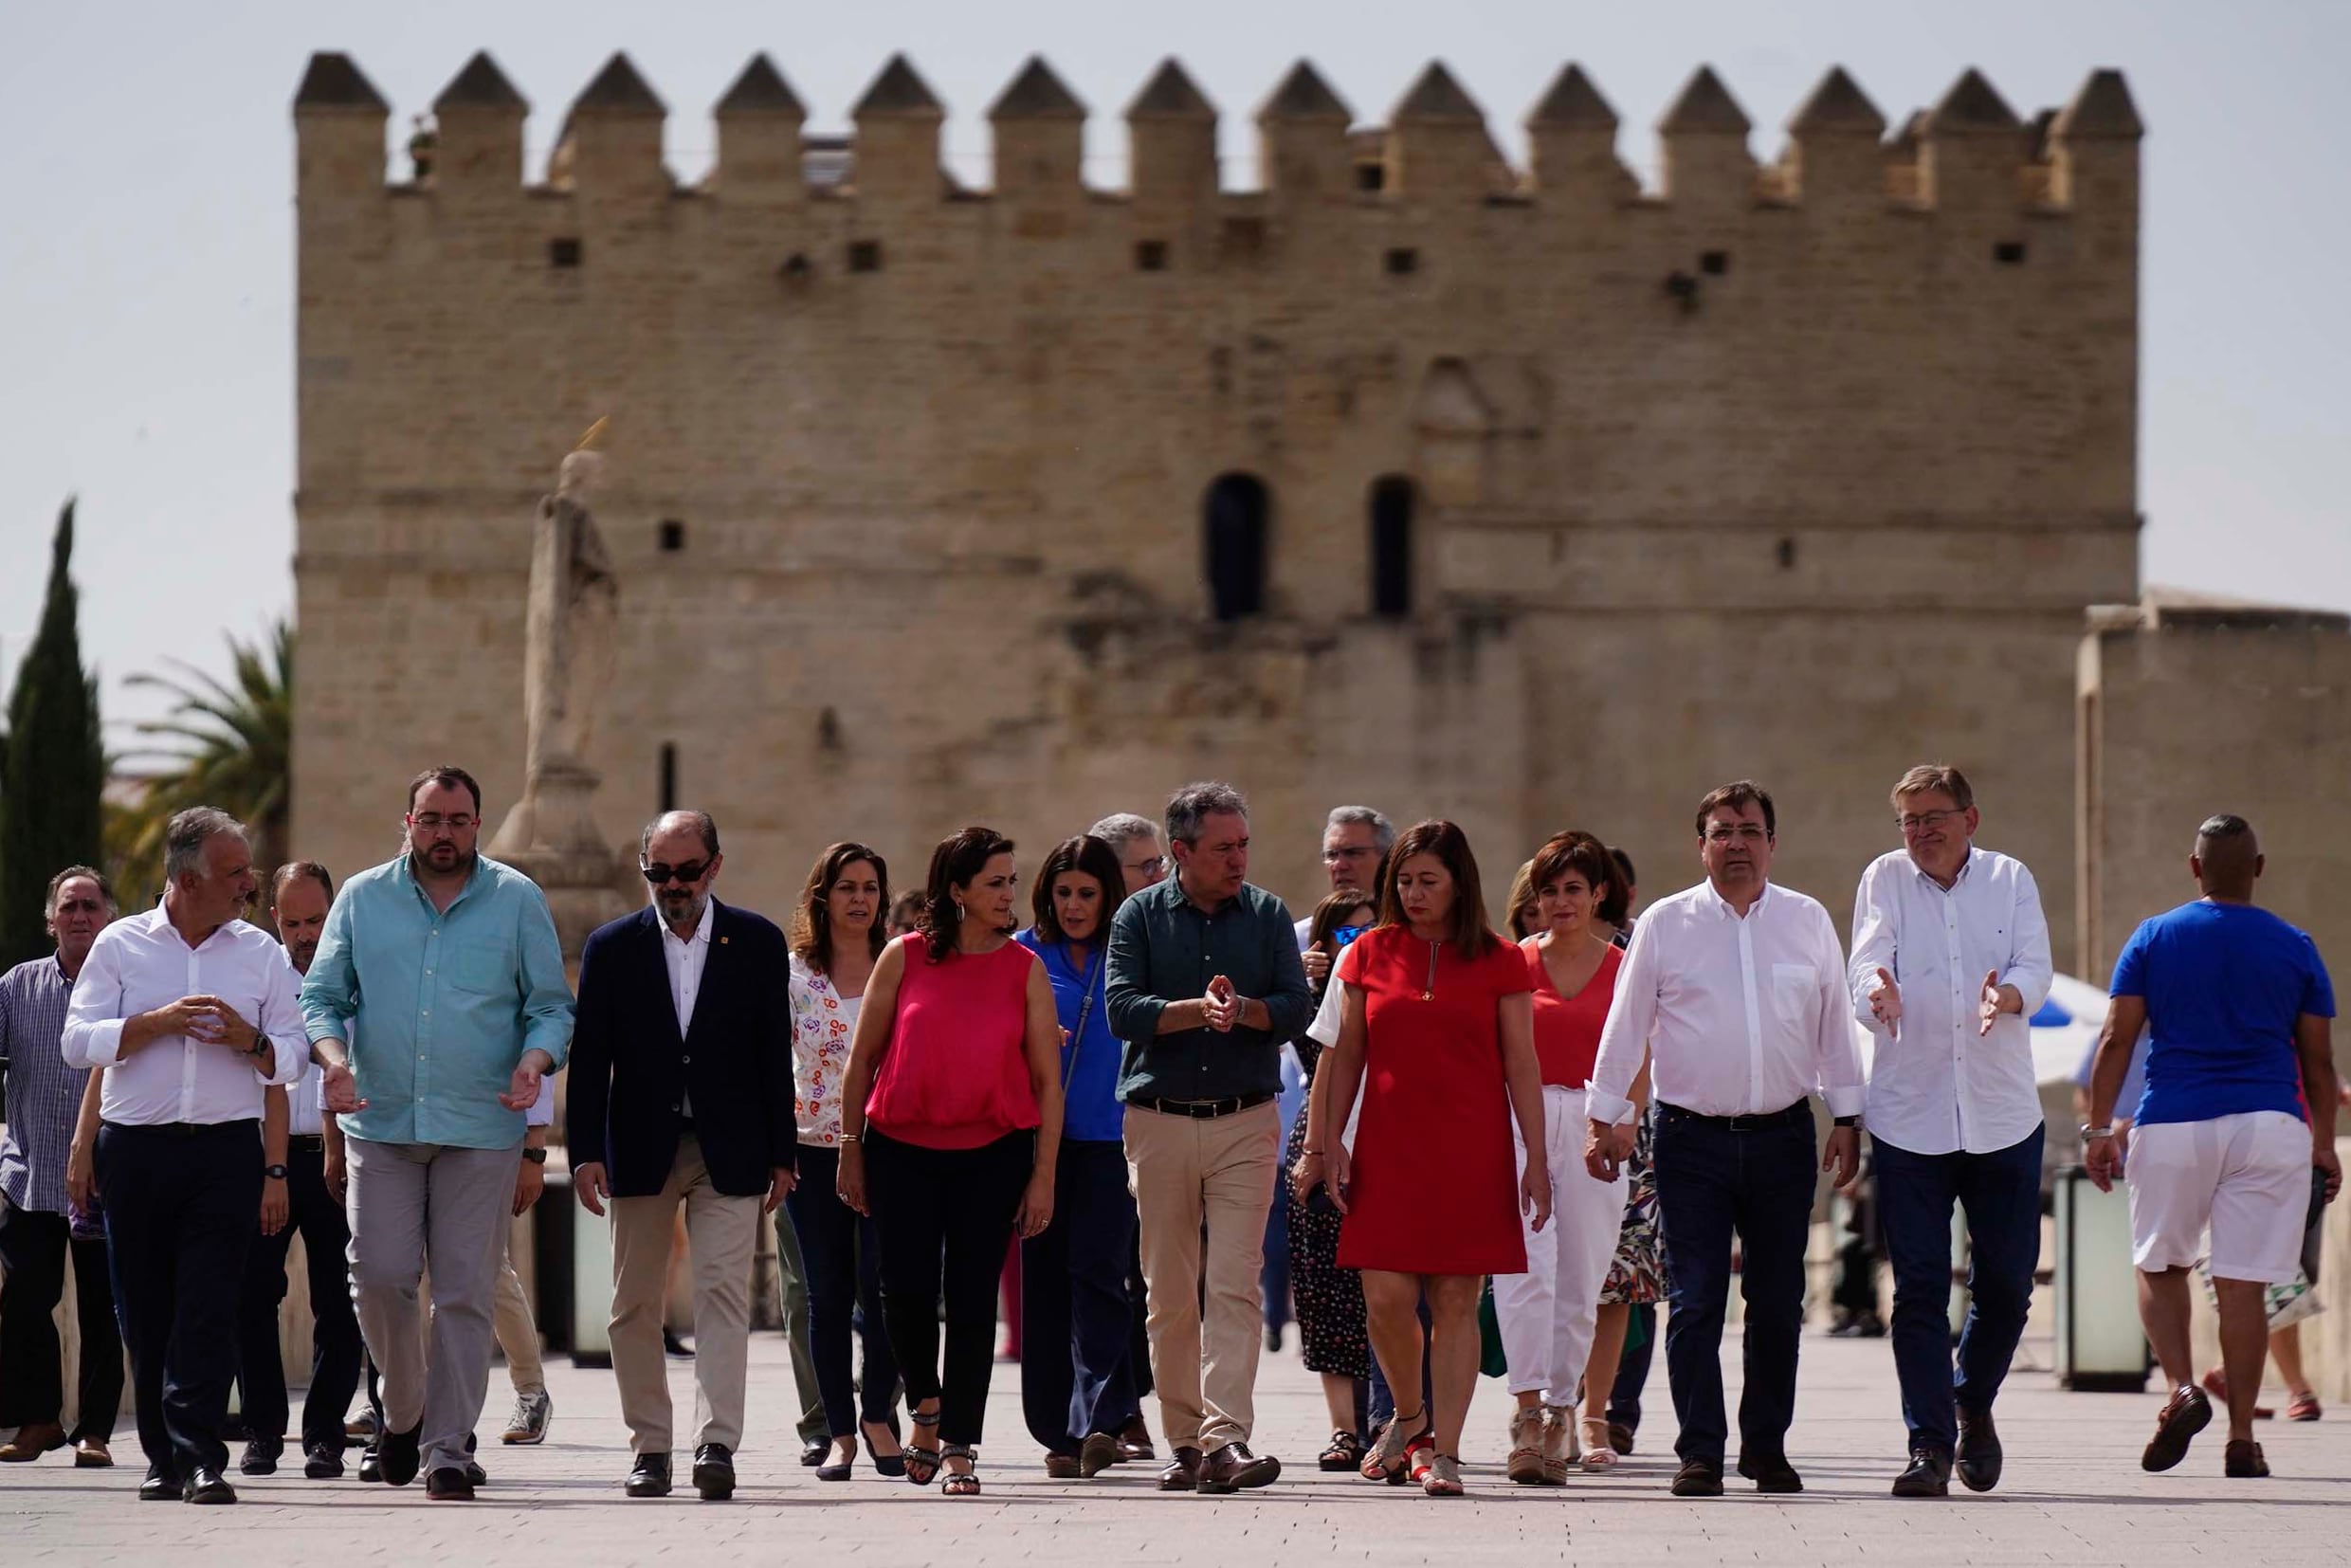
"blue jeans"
1870,1125,2044,1454
1020,1140,1143,1452
1653,1103,1814,1468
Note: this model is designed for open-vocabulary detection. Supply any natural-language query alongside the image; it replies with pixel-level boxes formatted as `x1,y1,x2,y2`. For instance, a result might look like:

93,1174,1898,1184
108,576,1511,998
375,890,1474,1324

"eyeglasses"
641,860,711,885
1704,825,1768,845
1321,846,1376,865
1126,856,1165,879
1898,810,1966,834
408,813,476,833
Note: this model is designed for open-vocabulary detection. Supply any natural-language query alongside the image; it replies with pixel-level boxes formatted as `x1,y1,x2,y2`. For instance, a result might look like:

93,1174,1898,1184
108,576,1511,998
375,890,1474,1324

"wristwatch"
247,1035,271,1062
264,1163,289,1180
1832,1115,1860,1128
520,1147,548,1165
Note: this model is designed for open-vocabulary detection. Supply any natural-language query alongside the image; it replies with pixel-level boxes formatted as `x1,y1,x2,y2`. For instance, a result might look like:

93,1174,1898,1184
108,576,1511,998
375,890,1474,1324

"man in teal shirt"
301,765,573,1502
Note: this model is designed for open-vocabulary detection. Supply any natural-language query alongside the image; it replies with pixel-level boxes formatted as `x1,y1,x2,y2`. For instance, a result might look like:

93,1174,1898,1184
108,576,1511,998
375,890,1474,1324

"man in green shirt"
1106,781,1310,1496
300,766,573,1502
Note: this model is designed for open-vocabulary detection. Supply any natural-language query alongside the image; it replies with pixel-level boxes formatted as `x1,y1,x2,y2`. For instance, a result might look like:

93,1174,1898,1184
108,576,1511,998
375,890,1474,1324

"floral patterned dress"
1599,1113,1666,1305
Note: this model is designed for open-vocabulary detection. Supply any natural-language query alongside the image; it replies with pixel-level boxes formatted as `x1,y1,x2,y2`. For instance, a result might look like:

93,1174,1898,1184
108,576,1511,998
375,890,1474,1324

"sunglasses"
640,860,711,886
1332,924,1368,948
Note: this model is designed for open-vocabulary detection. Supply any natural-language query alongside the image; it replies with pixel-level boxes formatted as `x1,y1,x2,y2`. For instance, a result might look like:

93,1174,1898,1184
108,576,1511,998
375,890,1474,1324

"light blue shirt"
300,853,574,1150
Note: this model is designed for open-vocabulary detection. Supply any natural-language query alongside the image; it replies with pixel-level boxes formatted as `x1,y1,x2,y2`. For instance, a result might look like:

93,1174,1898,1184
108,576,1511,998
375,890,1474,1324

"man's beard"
420,841,475,875
288,940,319,974
661,888,708,929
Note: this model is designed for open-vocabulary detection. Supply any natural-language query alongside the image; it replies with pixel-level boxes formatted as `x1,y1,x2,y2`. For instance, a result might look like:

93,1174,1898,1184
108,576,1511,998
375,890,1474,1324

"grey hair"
1165,781,1249,846
1087,812,1160,853
1323,805,1396,854
164,807,248,885
641,810,720,859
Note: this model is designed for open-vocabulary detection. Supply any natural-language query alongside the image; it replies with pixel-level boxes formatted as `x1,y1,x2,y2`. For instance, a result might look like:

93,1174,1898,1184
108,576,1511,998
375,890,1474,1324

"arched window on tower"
1369,476,1414,619
1203,473,1269,621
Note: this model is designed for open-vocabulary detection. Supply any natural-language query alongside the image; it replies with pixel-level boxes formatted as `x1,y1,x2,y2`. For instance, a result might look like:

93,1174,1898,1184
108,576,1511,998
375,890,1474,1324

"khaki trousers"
1123,1101,1280,1453
608,1136,759,1454
493,1218,545,1396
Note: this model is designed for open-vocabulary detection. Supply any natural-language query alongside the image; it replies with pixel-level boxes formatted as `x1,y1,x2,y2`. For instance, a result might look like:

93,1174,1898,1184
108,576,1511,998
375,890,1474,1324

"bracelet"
2080,1124,2114,1140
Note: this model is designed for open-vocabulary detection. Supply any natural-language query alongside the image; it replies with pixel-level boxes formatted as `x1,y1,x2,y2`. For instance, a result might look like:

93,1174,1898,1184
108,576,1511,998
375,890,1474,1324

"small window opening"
1135,240,1169,272
658,743,678,813
1369,476,1414,619
1993,240,2027,265
549,237,583,268
1384,248,1419,277
1203,473,1270,622
658,520,685,553
1776,537,1797,570
1700,249,1729,276
847,240,883,273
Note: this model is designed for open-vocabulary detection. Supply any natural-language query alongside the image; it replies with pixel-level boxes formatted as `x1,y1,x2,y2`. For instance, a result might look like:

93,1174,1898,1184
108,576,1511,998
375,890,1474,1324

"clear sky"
3,0,2345,737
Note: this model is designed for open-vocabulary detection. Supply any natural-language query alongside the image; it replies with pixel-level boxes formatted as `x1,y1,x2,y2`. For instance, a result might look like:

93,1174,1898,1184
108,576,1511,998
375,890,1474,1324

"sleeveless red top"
865,932,1041,1150
1521,935,1622,1089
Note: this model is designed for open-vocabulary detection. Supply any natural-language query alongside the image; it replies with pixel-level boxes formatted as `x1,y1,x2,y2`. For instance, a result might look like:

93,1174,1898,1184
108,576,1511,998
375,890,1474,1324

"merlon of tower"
991,55,1085,119
715,53,805,117
1127,58,1215,119
1659,66,1750,134
1526,64,1617,130
434,50,526,112
296,52,389,112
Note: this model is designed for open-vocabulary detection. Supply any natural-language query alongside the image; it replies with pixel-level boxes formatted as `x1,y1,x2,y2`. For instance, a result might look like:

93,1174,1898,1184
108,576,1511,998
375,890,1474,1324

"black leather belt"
100,1119,260,1138
1131,1093,1276,1120
1658,1100,1811,1133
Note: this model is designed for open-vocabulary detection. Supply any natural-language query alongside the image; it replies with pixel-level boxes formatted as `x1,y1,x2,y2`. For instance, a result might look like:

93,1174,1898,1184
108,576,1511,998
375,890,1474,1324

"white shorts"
2125,1110,2312,1284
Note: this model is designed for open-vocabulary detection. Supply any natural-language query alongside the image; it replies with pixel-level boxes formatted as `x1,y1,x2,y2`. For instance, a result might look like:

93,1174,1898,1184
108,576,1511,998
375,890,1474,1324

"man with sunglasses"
566,811,796,1502
1847,764,2051,1499
299,765,574,1502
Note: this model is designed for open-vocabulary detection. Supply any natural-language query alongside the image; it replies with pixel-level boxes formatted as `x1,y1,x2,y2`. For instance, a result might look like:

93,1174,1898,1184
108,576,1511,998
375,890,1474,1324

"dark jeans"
234,1138,363,1452
864,1128,1030,1447
787,1144,900,1438
1872,1125,2044,1454
1608,1303,1655,1432
0,1203,122,1439
1020,1140,1142,1453
1260,1163,1291,1336
96,1120,263,1479
1653,1103,1814,1468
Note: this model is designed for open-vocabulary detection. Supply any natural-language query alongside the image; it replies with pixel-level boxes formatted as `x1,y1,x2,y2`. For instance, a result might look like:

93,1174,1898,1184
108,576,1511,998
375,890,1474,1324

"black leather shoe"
302,1442,344,1480
1157,1446,1202,1491
799,1435,828,1468
626,1451,673,1498
356,1445,383,1484
1955,1407,2002,1493
1891,1447,1952,1498
424,1465,475,1501
1670,1460,1724,1497
378,1422,422,1486
239,1440,280,1477
693,1444,735,1502
1738,1450,1804,1494
465,1459,488,1487
1197,1442,1280,1494
138,1467,181,1502
182,1467,237,1504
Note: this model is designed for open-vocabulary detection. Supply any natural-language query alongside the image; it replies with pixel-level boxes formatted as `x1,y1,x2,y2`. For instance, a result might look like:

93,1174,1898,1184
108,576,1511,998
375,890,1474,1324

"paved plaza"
3,1326,2344,1566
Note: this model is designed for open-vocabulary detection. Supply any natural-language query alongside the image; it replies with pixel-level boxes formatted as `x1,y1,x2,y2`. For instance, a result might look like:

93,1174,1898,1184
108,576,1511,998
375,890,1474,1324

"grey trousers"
775,1207,829,1443
346,1137,524,1475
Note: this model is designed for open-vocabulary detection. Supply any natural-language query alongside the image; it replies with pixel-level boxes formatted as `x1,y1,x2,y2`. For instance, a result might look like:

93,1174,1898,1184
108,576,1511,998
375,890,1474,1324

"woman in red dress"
1292,820,1551,1497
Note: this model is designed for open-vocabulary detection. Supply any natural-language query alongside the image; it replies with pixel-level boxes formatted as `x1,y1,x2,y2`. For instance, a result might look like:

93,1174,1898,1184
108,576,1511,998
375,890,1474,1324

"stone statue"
489,440,629,956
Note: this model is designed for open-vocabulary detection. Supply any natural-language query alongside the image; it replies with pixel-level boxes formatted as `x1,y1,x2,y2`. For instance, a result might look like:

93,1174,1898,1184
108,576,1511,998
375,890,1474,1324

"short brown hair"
1528,830,1614,911
1375,819,1499,957
1694,779,1776,840
1889,764,1973,812
791,842,890,974
407,765,483,816
271,862,335,903
1308,887,1380,954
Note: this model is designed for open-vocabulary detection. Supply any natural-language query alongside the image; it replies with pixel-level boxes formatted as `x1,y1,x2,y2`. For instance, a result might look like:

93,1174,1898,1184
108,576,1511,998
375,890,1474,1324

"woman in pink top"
1493,830,1633,1484
837,827,1065,1498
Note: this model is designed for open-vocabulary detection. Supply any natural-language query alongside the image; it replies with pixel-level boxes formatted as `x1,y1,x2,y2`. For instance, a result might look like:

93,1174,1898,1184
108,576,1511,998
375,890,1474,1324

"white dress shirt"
1848,846,2053,1156
1589,880,1865,1124
662,900,714,1116
63,907,307,1123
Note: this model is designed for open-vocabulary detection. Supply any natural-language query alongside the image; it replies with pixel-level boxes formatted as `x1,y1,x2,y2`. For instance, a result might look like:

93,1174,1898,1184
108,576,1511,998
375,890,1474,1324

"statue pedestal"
490,762,631,960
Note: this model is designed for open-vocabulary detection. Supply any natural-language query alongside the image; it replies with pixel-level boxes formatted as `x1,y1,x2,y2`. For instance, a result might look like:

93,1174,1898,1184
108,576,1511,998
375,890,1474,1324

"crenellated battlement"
295,50,2140,224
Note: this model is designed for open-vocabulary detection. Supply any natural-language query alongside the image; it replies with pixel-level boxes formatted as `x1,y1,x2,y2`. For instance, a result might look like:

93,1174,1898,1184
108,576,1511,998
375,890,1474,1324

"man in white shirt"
61,808,309,1504
1850,765,2051,1499
232,862,366,1482
1586,780,1862,1499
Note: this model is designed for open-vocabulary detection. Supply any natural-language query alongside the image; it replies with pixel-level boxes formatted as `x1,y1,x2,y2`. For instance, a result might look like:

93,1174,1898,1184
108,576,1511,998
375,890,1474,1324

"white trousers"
1492,1085,1630,1406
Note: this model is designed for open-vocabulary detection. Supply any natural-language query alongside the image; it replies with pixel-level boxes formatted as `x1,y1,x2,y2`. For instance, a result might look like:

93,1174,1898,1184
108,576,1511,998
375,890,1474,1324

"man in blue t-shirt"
2085,814,2341,1482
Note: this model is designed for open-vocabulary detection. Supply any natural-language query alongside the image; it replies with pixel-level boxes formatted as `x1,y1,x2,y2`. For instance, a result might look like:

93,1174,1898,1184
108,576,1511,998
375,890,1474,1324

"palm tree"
112,621,291,906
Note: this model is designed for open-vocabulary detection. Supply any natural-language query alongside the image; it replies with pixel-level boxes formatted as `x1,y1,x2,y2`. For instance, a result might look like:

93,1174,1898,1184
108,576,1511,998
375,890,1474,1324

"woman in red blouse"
1293,820,1550,1497
1493,830,1633,1482
837,827,1066,1497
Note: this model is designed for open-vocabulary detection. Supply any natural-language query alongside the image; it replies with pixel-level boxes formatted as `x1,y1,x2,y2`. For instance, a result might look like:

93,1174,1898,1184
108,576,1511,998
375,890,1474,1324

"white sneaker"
501,1389,552,1445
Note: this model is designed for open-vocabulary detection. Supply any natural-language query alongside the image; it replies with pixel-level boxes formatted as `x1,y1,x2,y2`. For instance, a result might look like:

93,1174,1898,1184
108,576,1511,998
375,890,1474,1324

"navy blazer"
565,900,797,1199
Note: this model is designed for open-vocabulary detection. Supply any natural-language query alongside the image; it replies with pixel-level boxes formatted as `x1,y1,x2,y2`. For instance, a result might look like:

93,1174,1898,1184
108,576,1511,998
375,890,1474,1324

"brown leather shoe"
1157,1446,1203,1490
0,1422,68,1463
1198,1442,1280,1494
2141,1384,2212,1473
2224,1438,2269,1478
1118,1416,1156,1464
74,1438,114,1469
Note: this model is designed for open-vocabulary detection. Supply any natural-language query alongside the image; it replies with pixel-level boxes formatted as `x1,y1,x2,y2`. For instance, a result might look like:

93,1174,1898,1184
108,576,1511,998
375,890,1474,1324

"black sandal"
1320,1429,1367,1471
940,1443,981,1497
903,1408,942,1486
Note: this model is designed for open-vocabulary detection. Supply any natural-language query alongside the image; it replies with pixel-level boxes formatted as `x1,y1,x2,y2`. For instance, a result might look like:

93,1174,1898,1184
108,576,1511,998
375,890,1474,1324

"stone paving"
3,1328,2345,1565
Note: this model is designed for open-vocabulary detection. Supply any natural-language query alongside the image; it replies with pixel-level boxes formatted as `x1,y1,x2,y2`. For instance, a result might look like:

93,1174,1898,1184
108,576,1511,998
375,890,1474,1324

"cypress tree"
0,501,105,968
